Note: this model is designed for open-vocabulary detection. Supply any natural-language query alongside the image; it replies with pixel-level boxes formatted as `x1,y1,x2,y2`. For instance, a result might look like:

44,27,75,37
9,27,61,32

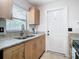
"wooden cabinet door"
36,37,42,58
29,7,40,25
35,8,40,25
4,49,20,59
25,39,36,59
11,50,19,59
0,0,2,18
29,7,35,24
25,41,32,59
10,48,24,59
3,44,24,59
36,35,45,59
19,47,25,59
3,49,12,59
41,35,45,54
0,0,12,19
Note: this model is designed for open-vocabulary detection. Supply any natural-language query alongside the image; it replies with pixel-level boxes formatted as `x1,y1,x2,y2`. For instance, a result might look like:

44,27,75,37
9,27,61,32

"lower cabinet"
36,35,45,58
41,35,45,54
3,35,45,59
3,44,25,59
25,39,36,59
36,37,42,58
25,35,45,59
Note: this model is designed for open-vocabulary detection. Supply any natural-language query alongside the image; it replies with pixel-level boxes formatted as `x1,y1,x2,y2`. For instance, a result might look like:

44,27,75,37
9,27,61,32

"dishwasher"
0,50,3,59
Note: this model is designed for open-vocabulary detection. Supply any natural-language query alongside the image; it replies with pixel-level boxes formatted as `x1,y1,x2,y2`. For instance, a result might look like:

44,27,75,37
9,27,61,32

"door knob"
47,31,50,36
47,34,49,36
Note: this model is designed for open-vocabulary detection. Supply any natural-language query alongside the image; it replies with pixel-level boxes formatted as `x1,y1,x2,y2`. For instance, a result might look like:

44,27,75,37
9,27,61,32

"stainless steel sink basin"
15,35,35,39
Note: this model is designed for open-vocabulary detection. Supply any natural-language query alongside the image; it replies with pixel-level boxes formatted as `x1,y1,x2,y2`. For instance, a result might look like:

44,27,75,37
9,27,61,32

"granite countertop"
0,33,45,50
71,37,79,40
68,32,79,40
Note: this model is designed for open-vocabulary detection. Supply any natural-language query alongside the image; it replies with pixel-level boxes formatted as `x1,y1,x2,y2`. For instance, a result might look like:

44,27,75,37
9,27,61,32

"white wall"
68,0,79,33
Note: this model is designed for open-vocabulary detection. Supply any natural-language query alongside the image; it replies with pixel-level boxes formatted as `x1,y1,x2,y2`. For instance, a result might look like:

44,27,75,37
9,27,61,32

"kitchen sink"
15,35,35,39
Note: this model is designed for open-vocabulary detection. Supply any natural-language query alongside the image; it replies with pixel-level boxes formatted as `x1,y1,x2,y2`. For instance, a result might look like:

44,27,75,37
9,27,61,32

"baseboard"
46,50,66,57
39,50,45,59
41,50,69,58
46,50,69,58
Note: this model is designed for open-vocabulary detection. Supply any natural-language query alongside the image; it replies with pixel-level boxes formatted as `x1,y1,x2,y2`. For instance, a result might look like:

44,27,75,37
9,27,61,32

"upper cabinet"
0,0,12,19
29,7,40,25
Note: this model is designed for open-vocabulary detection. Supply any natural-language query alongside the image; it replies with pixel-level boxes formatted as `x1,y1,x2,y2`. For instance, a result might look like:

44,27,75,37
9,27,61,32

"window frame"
6,4,27,32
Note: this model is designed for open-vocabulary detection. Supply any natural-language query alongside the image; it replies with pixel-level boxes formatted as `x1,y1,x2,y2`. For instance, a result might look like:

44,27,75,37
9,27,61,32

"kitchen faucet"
20,24,25,36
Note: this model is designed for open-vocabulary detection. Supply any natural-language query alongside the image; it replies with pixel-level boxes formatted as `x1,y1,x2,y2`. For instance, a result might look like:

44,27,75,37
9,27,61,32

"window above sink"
6,4,27,32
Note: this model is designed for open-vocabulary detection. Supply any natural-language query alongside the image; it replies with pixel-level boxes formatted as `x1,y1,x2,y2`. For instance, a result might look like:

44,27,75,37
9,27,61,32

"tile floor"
41,51,69,59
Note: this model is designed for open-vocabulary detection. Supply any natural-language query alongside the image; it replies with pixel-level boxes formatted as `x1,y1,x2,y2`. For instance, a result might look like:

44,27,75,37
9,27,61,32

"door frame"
45,7,69,57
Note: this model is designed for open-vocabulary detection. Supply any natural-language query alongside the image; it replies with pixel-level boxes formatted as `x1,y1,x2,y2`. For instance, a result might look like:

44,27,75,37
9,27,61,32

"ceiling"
26,0,58,6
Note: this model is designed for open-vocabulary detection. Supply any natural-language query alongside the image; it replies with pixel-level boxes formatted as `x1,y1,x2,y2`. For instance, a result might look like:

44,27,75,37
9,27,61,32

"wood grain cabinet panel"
41,35,45,54
25,39,36,59
36,35,45,58
29,7,40,25
3,44,25,59
36,37,42,58
25,35,45,59
0,0,12,19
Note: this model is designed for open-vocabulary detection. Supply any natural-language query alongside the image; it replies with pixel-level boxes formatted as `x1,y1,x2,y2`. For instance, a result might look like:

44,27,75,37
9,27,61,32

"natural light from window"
6,4,27,31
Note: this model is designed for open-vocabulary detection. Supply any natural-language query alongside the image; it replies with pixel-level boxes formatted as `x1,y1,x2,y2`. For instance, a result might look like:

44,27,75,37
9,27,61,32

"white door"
47,8,68,54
